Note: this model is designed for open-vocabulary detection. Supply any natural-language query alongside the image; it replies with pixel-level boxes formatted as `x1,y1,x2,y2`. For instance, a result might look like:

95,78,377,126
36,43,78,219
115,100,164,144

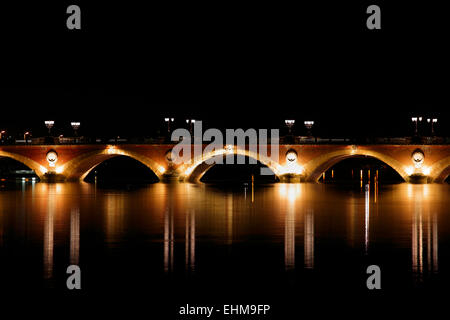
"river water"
0,181,449,316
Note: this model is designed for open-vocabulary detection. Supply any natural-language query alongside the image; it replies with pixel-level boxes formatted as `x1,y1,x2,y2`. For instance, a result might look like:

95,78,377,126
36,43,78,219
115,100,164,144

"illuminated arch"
61,147,166,181
0,150,47,179
179,147,282,183
430,156,450,183
303,148,409,182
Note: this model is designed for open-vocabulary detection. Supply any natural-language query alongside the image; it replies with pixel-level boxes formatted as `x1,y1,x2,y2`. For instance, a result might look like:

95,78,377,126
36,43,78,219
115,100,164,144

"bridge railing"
284,136,449,145
1,136,449,146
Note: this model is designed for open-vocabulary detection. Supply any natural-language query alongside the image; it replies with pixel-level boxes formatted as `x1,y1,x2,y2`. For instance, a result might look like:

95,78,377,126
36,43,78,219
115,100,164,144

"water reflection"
105,194,125,243
43,185,55,280
164,185,175,273
410,185,439,281
412,195,423,278
70,208,80,265
347,197,357,248
0,204,3,247
280,184,315,270
304,208,314,269
432,212,438,273
0,181,448,290
365,184,370,254
282,185,297,271
185,209,195,272
226,193,233,245
164,202,174,273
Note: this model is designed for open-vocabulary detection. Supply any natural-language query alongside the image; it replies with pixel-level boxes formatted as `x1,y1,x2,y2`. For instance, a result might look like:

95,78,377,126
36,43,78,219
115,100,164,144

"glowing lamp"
224,145,233,153
405,166,414,176
422,166,431,176
304,121,314,129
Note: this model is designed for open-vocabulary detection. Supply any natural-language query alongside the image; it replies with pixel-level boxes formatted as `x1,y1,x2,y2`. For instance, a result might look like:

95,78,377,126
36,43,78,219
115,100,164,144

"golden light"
107,145,116,154
40,166,48,174
405,166,414,176
158,166,166,174
279,184,301,202
55,166,64,174
423,184,430,198
407,184,413,198
422,166,431,176
281,163,304,175
224,145,233,154
184,166,194,176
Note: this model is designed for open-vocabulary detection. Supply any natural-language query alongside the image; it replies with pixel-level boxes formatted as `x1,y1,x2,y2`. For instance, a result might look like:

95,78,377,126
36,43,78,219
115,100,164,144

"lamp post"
427,118,438,135
304,120,314,136
45,120,54,135
0,130,5,142
285,119,295,135
165,118,175,134
186,119,195,135
411,117,422,135
71,122,81,136
24,131,30,144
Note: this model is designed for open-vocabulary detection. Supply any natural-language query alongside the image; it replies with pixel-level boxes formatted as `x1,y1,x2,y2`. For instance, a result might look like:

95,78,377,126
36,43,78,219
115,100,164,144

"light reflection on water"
0,182,448,290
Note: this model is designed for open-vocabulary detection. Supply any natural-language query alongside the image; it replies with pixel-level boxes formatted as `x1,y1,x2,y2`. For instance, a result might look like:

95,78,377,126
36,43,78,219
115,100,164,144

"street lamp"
411,117,422,135
186,119,195,135
0,130,5,141
165,118,175,134
427,118,438,135
304,121,314,136
45,120,54,135
24,131,30,144
285,119,295,134
71,122,81,136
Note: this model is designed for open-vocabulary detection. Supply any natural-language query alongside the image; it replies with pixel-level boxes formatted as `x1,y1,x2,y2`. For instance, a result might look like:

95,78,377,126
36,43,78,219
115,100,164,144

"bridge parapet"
2,135,449,146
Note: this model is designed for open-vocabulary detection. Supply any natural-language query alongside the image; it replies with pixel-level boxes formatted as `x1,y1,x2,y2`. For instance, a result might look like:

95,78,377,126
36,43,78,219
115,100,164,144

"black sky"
0,1,448,138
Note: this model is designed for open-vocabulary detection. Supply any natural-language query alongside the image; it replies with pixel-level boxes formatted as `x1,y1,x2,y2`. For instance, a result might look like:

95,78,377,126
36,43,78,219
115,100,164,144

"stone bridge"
0,144,449,183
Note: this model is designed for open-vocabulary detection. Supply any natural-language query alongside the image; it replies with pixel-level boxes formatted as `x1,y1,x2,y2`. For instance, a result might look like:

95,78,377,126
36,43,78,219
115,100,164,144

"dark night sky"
0,1,448,138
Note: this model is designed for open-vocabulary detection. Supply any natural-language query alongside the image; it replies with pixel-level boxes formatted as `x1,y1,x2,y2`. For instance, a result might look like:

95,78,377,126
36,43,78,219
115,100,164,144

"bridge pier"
161,170,182,182
279,174,305,183
407,174,432,184
41,172,67,182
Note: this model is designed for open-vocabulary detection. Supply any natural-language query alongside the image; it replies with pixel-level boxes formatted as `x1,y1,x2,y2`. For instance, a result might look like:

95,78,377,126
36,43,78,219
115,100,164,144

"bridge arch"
304,148,409,182
179,147,282,183
430,156,450,183
61,147,166,181
0,150,47,180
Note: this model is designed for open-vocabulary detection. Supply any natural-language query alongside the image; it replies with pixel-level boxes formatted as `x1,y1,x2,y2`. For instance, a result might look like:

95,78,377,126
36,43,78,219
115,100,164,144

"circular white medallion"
411,150,424,168
46,150,58,167
286,150,298,163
